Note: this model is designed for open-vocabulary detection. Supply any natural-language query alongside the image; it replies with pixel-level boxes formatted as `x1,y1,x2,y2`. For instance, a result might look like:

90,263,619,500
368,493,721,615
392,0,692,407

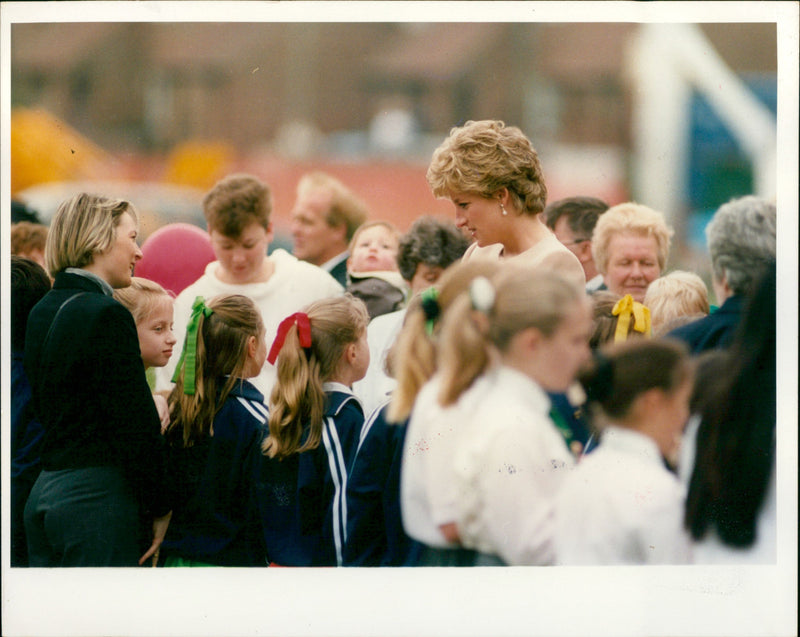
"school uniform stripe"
321,416,348,566
356,402,386,454
237,397,268,424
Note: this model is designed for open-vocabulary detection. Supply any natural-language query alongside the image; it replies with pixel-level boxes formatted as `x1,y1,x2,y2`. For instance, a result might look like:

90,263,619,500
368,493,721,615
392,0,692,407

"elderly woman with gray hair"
668,195,776,354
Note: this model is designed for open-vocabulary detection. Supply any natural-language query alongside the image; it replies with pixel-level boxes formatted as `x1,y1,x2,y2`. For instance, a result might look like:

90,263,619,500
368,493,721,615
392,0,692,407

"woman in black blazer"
24,193,172,567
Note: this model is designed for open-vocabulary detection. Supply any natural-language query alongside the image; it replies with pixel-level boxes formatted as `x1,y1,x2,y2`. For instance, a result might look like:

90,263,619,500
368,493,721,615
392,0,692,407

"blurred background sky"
2,3,792,286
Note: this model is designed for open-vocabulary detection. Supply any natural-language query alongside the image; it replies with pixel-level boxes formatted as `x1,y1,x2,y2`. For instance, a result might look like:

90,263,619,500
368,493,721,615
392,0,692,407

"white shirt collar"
586,273,605,292
490,365,551,414
322,381,354,395
599,426,664,465
320,251,349,273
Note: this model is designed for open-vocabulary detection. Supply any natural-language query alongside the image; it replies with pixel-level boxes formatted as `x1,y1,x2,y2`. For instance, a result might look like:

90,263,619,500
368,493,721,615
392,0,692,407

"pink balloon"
136,223,215,296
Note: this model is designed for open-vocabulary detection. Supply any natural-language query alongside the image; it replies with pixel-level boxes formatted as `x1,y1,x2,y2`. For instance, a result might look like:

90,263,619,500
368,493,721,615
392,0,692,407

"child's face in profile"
348,225,399,273
137,297,177,369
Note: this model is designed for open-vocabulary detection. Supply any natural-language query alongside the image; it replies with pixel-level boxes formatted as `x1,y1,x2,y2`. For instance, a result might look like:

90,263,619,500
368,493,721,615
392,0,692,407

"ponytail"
579,339,690,425
263,294,369,459
167,294,263,447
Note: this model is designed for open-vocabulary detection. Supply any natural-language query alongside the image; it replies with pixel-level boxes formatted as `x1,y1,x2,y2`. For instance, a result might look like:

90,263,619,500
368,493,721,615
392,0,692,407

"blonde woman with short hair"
24,193,171,567
591,202,674,302
427,120,585,289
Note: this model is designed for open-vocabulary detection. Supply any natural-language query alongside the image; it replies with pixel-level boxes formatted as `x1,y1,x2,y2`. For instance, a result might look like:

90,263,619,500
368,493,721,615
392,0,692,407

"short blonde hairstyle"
113,277,173,326
591,202,673,275
644,270,710,336
426,120,547,217
45,192,138,277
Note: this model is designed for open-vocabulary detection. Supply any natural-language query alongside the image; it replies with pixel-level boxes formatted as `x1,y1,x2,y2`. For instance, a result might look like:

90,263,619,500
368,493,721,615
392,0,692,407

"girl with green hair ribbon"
161,294,268,566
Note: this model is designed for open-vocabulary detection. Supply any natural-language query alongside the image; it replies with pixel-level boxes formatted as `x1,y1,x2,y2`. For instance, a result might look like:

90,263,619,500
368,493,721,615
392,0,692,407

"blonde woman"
24,193,171,567
591,202,674,302
426,119,584,289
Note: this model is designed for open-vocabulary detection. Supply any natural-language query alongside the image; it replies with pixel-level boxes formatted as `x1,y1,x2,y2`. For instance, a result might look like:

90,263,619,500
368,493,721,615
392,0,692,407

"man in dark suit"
289,172,369,287
668,196,776,354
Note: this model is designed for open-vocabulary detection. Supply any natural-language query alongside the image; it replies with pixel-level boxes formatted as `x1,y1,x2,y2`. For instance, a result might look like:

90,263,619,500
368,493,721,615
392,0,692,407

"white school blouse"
451,365,575,565
554,426,692,565
400,373,492,548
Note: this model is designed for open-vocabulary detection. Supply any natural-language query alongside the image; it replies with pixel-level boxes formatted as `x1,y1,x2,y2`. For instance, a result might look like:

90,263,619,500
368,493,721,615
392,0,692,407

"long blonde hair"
167,294,264,447
263,294,369,460
438,267,584,406
386,260,501,423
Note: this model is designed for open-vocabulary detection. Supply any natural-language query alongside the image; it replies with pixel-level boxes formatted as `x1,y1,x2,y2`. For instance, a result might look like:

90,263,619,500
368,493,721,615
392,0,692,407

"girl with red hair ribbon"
255,294,370,566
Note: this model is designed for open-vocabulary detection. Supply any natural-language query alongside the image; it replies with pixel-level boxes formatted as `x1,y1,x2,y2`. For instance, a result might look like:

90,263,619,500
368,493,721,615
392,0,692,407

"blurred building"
11,21,777,247
11,22,776,152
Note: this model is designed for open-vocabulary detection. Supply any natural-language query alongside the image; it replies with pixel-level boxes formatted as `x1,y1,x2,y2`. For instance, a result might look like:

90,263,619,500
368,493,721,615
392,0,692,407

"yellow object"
163,141,235,190
11,108,111,196
612,294,652,342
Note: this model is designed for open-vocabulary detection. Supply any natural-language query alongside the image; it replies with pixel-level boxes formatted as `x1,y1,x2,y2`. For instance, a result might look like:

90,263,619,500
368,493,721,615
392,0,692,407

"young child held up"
346,221,408,320
161,294,269,567
256,294,370,566
643,270,710,336
114,277,177,431
553,339,694,565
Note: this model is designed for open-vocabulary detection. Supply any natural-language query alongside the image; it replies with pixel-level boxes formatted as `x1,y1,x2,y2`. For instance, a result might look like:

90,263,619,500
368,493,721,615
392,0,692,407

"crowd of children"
10,120,778,569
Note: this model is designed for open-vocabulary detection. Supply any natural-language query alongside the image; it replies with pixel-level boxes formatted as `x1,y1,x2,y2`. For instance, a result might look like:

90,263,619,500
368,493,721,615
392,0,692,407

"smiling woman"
591,202,674,303
22,192,172,567
426,120,585,289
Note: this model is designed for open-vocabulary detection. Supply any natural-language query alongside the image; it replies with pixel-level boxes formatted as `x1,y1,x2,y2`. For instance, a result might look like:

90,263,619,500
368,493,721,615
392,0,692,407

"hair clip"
171,296,214,395
611,294,652,342
469,276,495,314
268,312,312,365
420,287,440,336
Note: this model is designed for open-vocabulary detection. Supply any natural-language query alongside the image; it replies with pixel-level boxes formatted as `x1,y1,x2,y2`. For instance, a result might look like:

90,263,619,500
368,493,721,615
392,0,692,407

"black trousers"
24,466,142,567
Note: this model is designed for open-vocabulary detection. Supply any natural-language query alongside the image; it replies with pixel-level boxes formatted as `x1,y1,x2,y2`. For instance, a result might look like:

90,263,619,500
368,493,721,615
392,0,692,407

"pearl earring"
501,204,508,216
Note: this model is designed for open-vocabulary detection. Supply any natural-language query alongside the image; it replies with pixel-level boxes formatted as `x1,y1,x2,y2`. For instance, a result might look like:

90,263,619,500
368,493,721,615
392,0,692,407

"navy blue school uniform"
254,447,318,566
162,379,268,566
10,351,45,566
343,401,423,566
547,392,596,457
257,383,364,566
667,294,744,354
